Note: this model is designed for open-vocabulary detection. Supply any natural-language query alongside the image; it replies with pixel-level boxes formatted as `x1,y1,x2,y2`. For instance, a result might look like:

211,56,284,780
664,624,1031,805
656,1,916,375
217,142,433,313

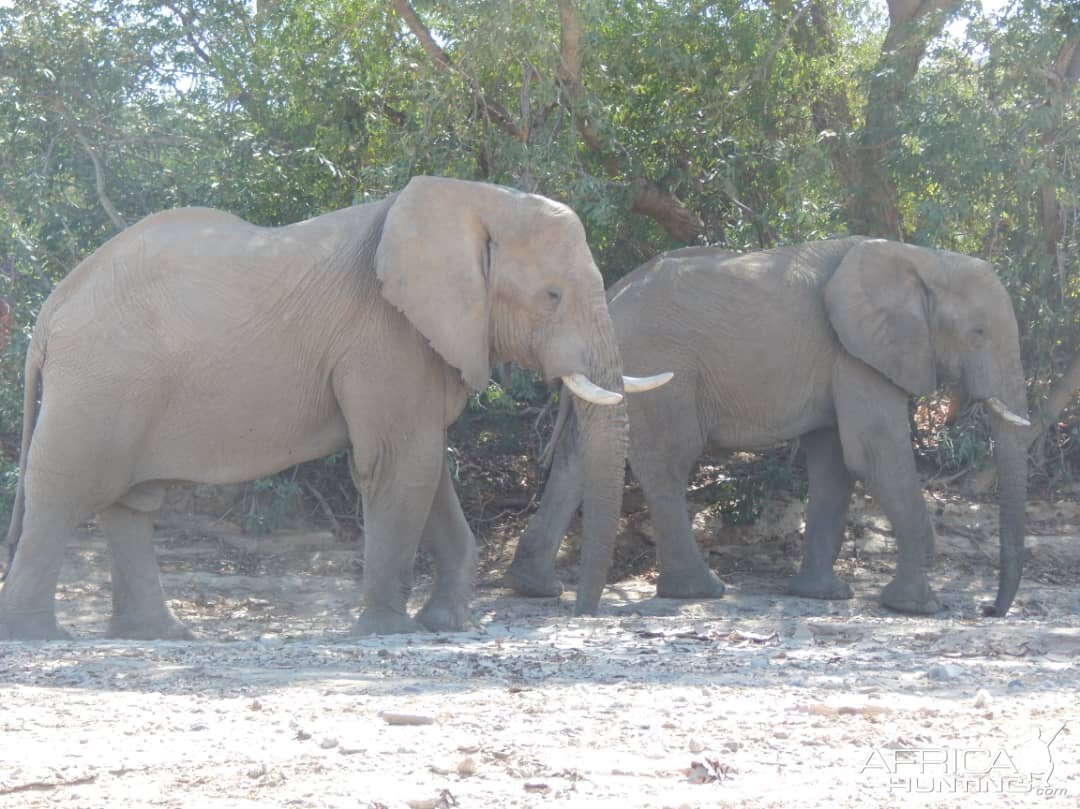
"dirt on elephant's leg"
789,427,855,601
415,462,477,632
102,504,195,640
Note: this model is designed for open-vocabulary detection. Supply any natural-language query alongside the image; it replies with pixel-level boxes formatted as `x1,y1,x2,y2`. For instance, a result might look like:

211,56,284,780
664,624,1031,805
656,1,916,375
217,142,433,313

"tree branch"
389,0,451,70
554,0,704,242
1028,351,1080,442
629,181,709,244
52,93,127,231
390,0,525,141
161,1,269,127
72,131,127,232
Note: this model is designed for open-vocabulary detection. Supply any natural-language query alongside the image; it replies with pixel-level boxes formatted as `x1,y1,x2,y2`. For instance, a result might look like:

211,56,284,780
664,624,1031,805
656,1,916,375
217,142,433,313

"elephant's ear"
824,239,937,397
375,176,492,392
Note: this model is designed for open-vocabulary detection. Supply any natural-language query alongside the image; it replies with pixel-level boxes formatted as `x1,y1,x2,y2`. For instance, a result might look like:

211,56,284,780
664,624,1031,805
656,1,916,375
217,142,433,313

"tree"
1,0,1077,530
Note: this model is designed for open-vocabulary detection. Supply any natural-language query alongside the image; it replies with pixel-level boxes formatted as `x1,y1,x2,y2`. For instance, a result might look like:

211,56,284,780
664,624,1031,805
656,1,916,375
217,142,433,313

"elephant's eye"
547,288,562,304
972,327,986,337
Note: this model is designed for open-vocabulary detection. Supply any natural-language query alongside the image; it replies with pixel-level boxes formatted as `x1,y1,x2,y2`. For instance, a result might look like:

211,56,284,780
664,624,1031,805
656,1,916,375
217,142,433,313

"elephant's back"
612,240,863,447
36,208,254,329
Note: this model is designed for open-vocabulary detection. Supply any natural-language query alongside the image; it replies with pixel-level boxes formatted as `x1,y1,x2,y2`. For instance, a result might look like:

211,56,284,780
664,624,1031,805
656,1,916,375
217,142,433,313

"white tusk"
561,373,623,406
986,397,1031,427
623,372,674,393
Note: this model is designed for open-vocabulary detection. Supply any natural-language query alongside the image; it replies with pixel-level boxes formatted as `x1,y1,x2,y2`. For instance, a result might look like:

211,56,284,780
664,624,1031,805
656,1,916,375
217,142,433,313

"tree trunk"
1026,35,1078,458
796,0,959,239
851,0,960,238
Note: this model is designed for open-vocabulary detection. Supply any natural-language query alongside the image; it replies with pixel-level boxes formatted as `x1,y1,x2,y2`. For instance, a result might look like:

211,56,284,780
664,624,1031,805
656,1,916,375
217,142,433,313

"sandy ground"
1,493,1078,809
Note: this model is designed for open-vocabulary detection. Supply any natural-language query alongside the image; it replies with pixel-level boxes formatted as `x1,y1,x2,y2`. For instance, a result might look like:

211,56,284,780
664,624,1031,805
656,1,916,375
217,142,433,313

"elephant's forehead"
511,212,590,258
943,256,1006,291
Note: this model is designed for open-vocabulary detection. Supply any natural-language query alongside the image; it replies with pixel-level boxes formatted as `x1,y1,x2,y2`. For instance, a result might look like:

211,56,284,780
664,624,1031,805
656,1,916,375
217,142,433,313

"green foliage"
0,258,47,531
243,475,302,535
899,1,1078,397
460,371,552,457
925,407,994,476
696,455,807,527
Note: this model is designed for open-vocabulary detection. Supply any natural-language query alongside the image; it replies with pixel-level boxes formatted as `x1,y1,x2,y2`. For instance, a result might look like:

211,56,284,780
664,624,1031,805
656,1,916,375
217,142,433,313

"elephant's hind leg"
0,495,78,640
101,502,194,640
789,427,855,600
415,461,477,632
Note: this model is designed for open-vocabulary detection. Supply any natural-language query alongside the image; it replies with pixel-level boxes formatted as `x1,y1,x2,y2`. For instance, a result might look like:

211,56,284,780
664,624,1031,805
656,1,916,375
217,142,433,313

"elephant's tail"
3,330,45,578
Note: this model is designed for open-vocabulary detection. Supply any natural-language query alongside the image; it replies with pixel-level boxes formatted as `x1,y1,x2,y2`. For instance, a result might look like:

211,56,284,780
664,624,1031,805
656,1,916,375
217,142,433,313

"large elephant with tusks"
0,176,670,639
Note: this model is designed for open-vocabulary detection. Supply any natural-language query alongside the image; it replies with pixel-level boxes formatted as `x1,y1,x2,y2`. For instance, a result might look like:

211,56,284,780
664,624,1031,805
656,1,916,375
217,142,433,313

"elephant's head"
825,238,1029,615
375,176,667,610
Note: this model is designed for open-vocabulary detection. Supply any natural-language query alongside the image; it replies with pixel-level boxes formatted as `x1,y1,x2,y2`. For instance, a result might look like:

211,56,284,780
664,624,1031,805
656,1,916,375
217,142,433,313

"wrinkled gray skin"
0,176,631,639
509,238,1029,617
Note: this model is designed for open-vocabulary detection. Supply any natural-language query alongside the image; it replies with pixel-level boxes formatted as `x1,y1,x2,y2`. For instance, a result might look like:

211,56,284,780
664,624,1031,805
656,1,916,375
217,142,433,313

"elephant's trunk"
988,381,1028,617
572,318,629,616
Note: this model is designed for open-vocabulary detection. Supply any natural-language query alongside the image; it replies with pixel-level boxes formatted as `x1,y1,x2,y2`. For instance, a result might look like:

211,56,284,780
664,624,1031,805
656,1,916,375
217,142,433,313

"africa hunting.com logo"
860,723,1069,796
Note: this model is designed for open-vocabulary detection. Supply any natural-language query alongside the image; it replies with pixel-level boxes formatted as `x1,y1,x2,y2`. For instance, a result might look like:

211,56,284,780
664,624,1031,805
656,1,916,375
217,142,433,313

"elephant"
0,176,671,640
507,237,1030,617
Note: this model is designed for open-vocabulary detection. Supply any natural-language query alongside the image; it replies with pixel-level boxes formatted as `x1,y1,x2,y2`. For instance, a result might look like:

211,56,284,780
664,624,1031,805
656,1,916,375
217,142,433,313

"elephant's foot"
655,566,725,599
416,598,471,633
881,576,940,615
352,606,424,636
108,610,195,641
788,570,854,601
0,607,72,641
504,559,563,598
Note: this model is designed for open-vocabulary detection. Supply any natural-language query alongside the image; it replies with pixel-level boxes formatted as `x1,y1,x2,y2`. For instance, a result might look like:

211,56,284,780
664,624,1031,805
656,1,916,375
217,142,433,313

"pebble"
926,663,963,681
973,689,991,708
379,712,435,726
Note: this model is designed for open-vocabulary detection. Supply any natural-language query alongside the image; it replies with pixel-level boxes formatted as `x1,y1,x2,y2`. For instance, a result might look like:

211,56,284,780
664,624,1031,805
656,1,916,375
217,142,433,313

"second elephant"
508,238,1029,616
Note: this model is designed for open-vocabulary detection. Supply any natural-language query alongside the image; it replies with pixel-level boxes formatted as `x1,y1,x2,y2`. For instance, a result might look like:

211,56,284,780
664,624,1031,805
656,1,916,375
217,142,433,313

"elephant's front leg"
352,432,444,635
789,427,856,601
833,357,940,614
102,504,195,640
415,461,477,632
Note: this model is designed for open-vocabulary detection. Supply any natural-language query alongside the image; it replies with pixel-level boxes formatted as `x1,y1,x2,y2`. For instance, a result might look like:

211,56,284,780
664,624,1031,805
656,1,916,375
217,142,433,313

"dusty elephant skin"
509,238,1030,617
0,175,643,640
